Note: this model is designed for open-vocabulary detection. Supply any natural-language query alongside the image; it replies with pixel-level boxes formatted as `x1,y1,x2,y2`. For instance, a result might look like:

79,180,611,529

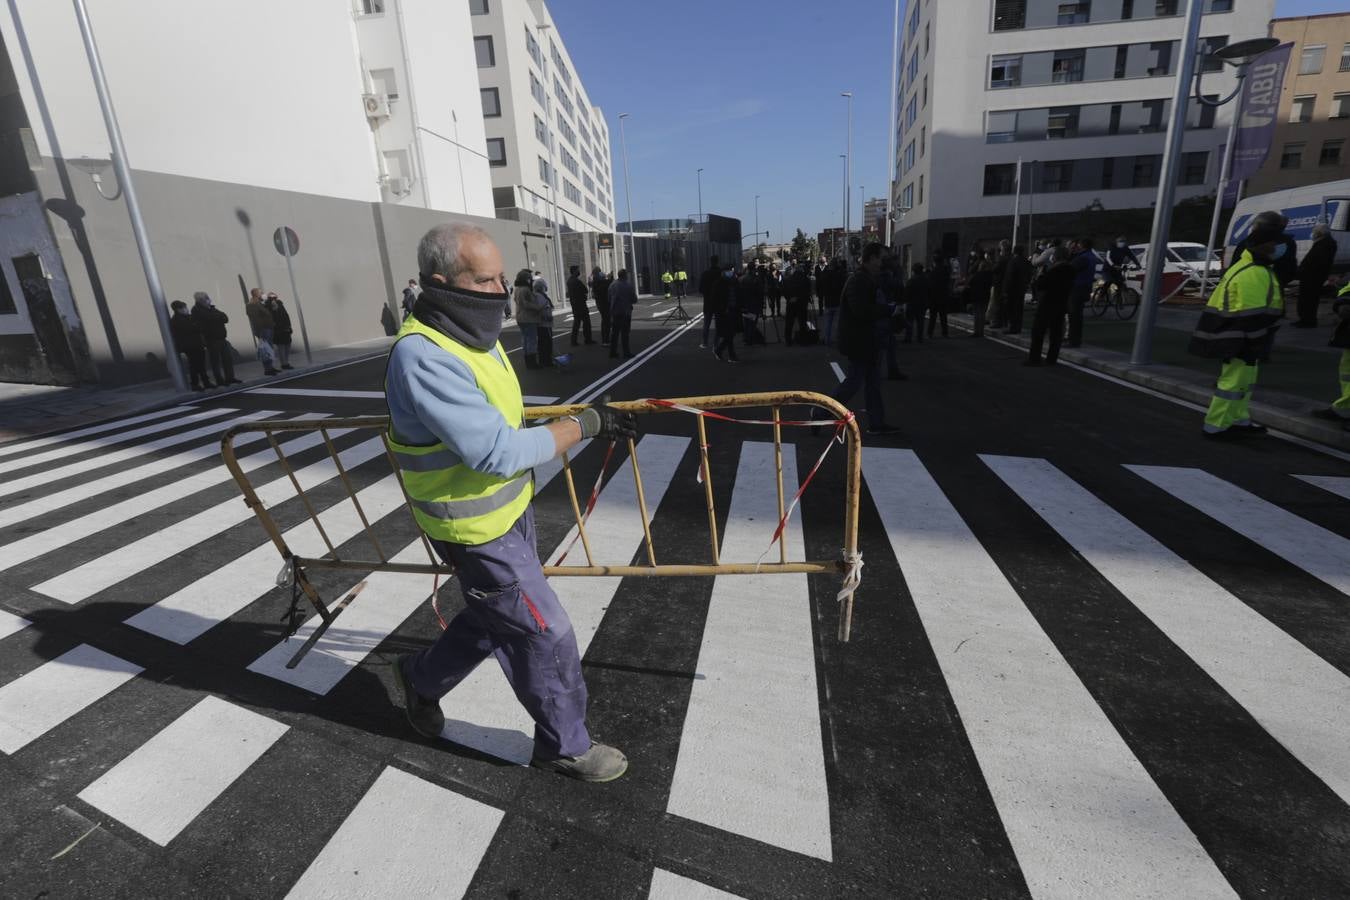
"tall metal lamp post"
1195,36,1283,296
618,113,635,274
841,91,853,255
696,168,704,223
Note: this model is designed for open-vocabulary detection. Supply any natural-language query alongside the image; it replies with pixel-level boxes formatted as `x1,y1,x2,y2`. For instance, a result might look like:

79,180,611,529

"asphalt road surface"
1,298,1347,898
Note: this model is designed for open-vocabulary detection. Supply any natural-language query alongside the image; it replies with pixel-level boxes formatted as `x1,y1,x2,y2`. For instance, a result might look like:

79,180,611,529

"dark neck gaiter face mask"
413,279,509,351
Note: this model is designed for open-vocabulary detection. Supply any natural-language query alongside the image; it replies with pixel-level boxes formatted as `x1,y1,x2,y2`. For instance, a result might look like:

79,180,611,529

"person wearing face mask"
1189,211,1287,440
1232,211,1298,288
384,224,637,782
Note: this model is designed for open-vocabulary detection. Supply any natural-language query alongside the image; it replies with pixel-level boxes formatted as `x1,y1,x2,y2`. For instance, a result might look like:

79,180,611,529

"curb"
950,316,1350,454
0,347,392,448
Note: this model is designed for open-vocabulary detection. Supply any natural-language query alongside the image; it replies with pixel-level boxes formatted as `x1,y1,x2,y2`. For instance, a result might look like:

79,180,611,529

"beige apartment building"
1246,13,1350,196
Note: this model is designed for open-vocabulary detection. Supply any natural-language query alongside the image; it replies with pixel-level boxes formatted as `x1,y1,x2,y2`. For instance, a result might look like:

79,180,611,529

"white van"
1224,178,1350,273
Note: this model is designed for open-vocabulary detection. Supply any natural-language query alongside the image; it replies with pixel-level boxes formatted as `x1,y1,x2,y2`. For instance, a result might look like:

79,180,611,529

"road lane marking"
248,388,386,399
285,767,502,899
32,436,384,604
0,645,142,754
989,455,1350,805
0,406,195,460
1127,466,1350,596
568,315,702,405
829,362,845,382
0,407,234,479
0,610,30,641
1295,475,1350,501
875,449,1232,898
667,442,832,861
77,696,287,846
0,416,328,571
125,475,407,645
649,869,744,899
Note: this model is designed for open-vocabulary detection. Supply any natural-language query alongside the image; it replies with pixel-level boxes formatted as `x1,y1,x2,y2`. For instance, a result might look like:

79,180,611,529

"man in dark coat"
713,265,741,362
784,265,813,345
698,257,722,349
1025,245,1077,366
903,261,927,345
170,300,211,391
567,265,594,346
1002,244,1034,336
265,292,295,369
824,243,897,435
1065,237,1098,348
1293,225,1338,328
927,253,951,338
590,267,612,343
191,291,239,385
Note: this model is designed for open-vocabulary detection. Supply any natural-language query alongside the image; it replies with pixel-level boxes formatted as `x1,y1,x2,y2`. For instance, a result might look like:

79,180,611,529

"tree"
790,228,818,263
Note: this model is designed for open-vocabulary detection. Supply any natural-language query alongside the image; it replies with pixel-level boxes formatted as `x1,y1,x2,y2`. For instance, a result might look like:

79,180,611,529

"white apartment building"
892,0,1275,266
472,0,617,240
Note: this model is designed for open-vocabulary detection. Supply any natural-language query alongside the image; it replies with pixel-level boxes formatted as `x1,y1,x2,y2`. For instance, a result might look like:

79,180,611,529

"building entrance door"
12,254,78,384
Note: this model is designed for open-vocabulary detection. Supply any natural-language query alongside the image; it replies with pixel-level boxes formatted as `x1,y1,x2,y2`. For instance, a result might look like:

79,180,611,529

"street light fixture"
618,113,635,276
1195,36,1283,296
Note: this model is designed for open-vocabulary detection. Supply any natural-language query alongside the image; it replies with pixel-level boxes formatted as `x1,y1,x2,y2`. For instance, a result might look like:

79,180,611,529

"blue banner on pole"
1222,42,1293,207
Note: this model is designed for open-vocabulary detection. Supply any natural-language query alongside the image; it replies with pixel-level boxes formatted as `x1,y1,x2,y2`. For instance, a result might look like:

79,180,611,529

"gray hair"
192,291,210,305
417,223,492,281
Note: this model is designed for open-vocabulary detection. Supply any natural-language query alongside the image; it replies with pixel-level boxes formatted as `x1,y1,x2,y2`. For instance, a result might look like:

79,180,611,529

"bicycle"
1090,272,1141,320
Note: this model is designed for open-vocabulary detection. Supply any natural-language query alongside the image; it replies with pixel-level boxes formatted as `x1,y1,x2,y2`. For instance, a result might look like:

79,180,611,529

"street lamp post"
1195,36,1283,296
618,113,635,275
841,91,853,257
839,154,848,260
72,0,186,393
697,168,704,223
1130,0,1206,366
754,194,760,258
887,0,900,247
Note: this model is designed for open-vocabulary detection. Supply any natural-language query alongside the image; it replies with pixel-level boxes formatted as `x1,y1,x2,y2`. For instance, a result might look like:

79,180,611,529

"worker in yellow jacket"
661,269,673,300
1188,211,1287,440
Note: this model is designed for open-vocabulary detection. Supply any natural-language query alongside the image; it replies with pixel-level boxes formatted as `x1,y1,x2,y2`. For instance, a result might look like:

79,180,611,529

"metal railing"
221,391,863,668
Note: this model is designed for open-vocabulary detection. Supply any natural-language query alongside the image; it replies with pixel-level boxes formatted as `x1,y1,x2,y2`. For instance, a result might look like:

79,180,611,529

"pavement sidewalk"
953,305,1350,453
0,336,397,445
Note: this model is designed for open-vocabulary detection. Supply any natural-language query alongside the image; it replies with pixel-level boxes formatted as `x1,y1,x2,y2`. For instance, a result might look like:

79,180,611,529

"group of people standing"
510,264,637,368
168,288,293,390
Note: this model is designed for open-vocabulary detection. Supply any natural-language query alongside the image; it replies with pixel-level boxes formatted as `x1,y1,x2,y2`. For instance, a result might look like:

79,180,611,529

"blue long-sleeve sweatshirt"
385,335,555,479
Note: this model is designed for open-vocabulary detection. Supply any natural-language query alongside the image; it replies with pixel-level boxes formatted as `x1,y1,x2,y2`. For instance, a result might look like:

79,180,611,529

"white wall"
0,0,383,202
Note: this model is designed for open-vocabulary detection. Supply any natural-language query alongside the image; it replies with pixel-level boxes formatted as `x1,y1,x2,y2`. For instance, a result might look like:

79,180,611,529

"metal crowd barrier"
220,391,863,668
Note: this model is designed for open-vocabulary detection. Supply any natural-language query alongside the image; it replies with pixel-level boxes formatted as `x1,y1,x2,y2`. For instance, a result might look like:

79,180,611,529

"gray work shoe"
531,742,628,783
394,654,445,739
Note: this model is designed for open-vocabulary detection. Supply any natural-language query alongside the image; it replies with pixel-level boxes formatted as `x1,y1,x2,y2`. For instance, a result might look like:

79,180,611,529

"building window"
1290,95,1315,124
538,156,553,185
905,95,918,128
1042,161,1073,192
369,68,398,101
991,55,1022,88
533,114,547,144
525,28,542,66
1057,2,1090,25
1051,50,1086,83
1200,36,1228,73
1100,157,1115,189
529,71,545,107
1333,93,1350,120
1120,0,1133,18
1300,45,1326,76
1280,142,1304,169
983,164,1017,195
987,110,1017,143
924,22,930,57
1340,43,1350,73
903,141,916,173
474,36,495,68
907,3,920,41
1197,97,1217,129
1180,151,1208,185
918,174,924,205
357,0,384,14
1147,41,1172,76
901,183,915,209
469,0,488,13
563,179,581,204
1320,140,1343,167
486,138,506,167
480,88,501,118
1132,156,1158,187
1139,99,1165,133
1154,0,1178,14
907,52,919,83
1208,0,1232,10
993,0,1026,31
922,76,928,108
1113,45,1129,78
1047,107,1079,139
920,126,926,157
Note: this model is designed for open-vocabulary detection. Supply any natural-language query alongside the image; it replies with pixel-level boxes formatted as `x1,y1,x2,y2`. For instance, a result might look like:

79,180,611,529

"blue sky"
550,0,1348,243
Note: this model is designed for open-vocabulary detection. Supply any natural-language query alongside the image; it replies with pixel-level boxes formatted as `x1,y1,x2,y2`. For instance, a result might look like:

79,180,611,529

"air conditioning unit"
385,175,411,196
363,92,392,120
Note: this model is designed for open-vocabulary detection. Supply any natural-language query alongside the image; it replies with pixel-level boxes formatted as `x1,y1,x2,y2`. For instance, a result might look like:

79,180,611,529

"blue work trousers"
406,507,591,760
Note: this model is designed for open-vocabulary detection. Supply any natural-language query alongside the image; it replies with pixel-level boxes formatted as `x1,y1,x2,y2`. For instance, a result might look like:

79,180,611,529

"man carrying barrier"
220,223,865,785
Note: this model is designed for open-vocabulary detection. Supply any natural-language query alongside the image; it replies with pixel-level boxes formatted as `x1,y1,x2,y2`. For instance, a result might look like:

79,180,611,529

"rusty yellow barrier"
221,391,863,667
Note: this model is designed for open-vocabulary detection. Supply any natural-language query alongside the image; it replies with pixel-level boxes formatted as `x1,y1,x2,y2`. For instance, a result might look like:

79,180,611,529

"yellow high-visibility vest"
385,315,532,545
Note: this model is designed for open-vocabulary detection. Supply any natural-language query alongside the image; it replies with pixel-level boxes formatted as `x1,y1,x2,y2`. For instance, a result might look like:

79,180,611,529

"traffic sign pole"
274,226,312,365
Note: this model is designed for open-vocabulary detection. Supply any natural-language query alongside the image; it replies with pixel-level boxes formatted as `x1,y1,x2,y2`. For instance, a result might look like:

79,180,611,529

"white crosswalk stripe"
1128,466,1350,596
31,435,384,604
285,766,503,899
0,406,234,481
77,696,288,846
0,405,195,461
989,455,1350,805
3,417,1350,895
0,645,142,754
667,441,831,861
876,449,1232,898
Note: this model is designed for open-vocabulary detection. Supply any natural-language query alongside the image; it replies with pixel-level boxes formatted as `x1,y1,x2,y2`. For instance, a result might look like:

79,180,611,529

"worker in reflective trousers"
1312,281,1350,431
385,223,637,782
1188,211,1287,441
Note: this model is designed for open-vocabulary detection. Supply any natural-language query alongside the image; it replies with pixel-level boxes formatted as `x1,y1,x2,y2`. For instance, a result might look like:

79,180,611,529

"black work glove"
574,398,638,441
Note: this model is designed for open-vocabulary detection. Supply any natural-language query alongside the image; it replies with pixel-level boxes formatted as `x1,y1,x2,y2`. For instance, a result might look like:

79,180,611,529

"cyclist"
1103,236,1141,293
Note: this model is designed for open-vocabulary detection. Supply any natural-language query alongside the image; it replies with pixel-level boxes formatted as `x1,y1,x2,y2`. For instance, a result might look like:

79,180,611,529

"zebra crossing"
0,405,1347,897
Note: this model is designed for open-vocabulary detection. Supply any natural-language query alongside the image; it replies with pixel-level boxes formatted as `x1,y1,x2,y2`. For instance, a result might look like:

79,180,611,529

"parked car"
1128,242,1223,281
